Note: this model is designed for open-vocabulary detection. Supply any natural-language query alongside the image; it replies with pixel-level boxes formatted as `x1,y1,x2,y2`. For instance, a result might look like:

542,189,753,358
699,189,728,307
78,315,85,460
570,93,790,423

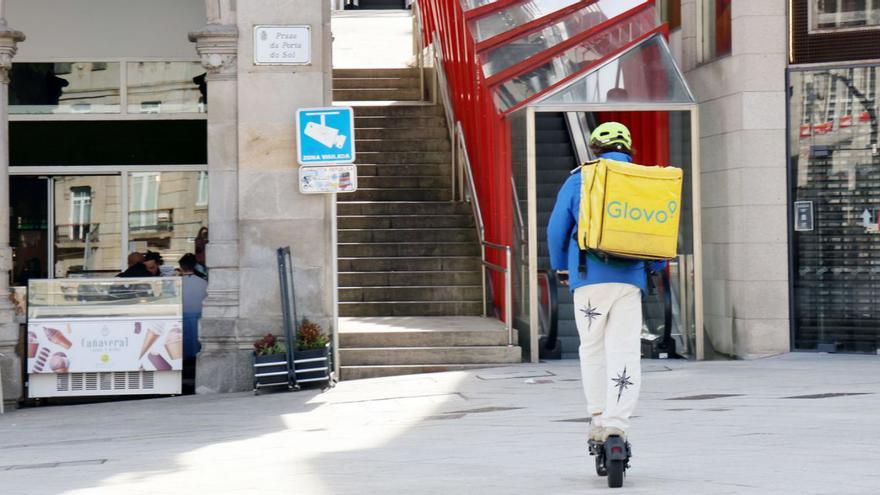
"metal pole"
481,244,487,317
505,247,513,346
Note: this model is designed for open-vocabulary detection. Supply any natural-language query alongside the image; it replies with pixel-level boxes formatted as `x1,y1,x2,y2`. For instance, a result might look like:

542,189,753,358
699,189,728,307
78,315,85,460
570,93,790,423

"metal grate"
142,372,155,389
85,373,98,391
100,373,112,391
52,371,159,392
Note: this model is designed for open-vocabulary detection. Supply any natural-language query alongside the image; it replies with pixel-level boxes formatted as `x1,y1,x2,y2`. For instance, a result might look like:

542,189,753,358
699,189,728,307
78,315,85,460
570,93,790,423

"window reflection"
494,8,657,111
811,0,880,31
128,172,208,273
470,0,583,43
126,62,206,114
10,62,121,114
54,176,122,278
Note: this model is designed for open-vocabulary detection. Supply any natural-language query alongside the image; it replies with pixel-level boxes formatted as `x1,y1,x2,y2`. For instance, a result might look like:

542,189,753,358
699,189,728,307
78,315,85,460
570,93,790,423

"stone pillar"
189,2,246,393
0,4,24,409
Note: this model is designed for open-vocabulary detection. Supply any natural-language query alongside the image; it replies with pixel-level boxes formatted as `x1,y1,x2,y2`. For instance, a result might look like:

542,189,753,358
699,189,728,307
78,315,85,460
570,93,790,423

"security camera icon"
304,121,347,149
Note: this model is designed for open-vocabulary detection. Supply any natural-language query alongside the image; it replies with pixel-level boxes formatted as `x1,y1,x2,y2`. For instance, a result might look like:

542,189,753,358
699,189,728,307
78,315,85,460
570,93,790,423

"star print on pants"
579,302,602,331
612,366,634,403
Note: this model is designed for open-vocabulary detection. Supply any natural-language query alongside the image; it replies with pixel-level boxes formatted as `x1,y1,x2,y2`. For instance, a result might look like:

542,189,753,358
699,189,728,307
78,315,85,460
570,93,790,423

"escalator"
535,112,680,359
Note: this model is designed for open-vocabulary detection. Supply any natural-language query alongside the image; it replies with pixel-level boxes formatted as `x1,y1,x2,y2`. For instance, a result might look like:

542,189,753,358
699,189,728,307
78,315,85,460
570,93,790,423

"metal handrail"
455,122,514,346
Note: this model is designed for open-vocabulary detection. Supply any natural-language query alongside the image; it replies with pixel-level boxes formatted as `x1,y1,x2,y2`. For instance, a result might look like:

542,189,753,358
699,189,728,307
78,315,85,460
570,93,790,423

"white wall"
8,0,205,60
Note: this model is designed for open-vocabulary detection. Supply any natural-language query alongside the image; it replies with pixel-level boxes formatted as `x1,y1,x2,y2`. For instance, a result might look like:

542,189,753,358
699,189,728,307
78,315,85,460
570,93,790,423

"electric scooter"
588,435,631,488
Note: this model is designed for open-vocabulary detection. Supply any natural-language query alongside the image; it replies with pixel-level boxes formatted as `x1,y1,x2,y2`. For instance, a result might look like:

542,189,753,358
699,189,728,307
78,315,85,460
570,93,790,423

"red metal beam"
463,0,523,21
484,1,655,87
475,0,598,53
499,25,666,114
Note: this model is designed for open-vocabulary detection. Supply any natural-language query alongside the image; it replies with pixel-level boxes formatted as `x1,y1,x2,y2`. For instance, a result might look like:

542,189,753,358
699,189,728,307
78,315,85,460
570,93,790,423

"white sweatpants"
573,282,642,432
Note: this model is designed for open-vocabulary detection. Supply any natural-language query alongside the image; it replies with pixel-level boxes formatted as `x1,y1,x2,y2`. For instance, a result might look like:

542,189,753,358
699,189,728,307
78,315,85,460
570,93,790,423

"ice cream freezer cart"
26,278,183,398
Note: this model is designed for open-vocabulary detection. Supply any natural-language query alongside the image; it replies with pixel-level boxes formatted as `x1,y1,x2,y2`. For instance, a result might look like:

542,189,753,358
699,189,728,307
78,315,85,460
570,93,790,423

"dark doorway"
10,177,48,286
345,0,408,9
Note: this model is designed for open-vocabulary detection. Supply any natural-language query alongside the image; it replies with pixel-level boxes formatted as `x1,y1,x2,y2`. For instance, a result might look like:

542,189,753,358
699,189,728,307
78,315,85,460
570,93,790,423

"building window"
811,0,880,32
701,0,732,61
69,186,91,240
196,171,209,206
658,0,682,31
129,172,160,230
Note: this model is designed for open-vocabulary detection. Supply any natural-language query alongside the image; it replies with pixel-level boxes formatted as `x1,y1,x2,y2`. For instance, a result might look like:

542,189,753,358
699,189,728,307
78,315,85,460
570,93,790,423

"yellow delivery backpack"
577,158,683,261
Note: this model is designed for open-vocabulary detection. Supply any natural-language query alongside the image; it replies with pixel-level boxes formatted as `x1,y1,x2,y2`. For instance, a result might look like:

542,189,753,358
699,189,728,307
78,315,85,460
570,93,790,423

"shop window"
811,0,880,32
69,187,92,241
658,0,682,30
701,0,732,61
788,65,880,353
9,62,121,114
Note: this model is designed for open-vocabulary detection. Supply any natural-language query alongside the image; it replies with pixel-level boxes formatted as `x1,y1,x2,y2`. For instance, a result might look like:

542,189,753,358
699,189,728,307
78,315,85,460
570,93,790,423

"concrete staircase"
334,67,522,379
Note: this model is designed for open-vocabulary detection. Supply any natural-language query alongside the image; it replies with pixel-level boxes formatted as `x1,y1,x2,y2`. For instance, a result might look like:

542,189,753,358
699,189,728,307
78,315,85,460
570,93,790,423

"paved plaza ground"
1,353,879,494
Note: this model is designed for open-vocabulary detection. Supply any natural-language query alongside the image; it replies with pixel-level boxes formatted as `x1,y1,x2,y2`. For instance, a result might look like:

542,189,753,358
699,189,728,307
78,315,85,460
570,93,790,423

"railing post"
505,247,513,346
481,243,487,317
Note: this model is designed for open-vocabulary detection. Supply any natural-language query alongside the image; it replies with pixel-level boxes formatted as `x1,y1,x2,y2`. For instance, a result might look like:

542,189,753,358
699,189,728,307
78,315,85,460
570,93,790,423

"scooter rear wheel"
607,459,624,488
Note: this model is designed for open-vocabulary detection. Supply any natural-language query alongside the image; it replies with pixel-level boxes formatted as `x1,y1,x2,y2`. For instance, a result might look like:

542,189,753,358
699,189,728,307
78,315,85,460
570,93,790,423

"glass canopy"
537,34,695,106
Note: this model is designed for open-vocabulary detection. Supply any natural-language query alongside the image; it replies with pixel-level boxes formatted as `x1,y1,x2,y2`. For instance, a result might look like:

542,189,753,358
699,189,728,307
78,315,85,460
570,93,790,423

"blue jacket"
547,151,664,293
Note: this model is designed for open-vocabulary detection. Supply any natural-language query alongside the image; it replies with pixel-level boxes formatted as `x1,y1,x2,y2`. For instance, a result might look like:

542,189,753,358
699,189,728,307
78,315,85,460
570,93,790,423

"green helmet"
589,122,632,154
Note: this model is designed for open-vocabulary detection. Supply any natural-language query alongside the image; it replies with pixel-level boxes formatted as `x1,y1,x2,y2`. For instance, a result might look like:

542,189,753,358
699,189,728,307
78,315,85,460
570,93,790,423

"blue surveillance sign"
296,106,356,165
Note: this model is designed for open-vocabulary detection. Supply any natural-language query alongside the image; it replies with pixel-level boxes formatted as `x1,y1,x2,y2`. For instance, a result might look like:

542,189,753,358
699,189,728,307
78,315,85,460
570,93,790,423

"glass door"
10,177,49,286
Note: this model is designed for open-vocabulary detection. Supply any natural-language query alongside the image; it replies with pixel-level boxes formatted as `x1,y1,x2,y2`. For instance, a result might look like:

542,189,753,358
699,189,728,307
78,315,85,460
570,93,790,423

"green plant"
297,318,328,350
253,333,285,356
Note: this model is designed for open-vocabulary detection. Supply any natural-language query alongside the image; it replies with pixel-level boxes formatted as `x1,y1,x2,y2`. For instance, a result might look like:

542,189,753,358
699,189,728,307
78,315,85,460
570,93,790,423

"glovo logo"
607,200,678,224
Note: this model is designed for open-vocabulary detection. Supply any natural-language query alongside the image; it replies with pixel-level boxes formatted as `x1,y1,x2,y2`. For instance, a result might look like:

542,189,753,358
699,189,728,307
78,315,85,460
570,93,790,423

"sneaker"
588,418,605,442
602,426,626,441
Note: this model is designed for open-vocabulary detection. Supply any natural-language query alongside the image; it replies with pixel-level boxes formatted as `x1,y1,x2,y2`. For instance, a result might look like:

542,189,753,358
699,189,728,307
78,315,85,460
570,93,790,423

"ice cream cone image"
139,329,160,359
27,331,39,358
164,327,183,360
49,352,69,373
43,327,72,349
148,352,172,371
33,347,50,372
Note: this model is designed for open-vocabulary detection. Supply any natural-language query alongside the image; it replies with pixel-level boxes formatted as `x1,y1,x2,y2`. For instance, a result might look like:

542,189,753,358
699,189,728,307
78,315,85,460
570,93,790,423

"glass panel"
127,172,209,275
493,8,657,111
701,0,731,61
53,176,122,278
811,0,880,31
461,0,505,10
11,177,49,287
10,62,121,114
789,66,880,353
481,0,650,78
509,110,532,355
540,35,694,105
470,0,583,43
27,278,182,319
127,62,207,114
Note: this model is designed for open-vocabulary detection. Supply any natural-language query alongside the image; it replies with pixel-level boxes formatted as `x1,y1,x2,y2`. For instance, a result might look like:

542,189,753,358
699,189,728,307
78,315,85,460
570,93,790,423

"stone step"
357,164,449,177
339,228,476,243
340,364,509,380
338,242,480,257
334,88,422,101
339,285,482,302
342,188,451,202
338,214,474,229
349,104,444,117
333,77,420,90
339,346,522,366
355,116,447,129
340,330,510,348
339,270,481,287
333,68,420,79
356,139,451,152
337,201,470,216
337,256,481,272
357,175,452,189
355,151,450,164
339,300,483,317
355,127,449,140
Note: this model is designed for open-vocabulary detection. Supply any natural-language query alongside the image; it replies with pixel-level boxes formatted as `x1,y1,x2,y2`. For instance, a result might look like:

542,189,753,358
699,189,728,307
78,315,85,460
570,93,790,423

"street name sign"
254,25,311,65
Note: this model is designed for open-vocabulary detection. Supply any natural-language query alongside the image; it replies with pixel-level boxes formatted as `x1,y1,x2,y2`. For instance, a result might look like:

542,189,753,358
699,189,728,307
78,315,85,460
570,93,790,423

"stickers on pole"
296,107,356,165
299,165,358,194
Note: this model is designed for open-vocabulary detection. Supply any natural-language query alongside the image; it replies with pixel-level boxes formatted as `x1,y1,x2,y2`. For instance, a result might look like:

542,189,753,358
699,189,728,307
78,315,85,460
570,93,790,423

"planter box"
294,345,331,384
253,353,290,390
